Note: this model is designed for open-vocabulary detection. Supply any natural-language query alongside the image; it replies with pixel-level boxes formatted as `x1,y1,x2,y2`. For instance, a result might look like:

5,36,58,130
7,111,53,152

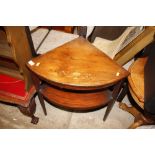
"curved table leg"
18,97,39,124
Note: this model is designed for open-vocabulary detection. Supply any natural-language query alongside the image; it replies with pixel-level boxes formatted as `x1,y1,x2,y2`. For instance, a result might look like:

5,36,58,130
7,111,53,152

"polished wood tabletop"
27,37,129,90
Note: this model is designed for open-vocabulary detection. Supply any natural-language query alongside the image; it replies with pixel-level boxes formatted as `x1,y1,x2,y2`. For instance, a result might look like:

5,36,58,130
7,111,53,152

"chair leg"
18,97,39,124
119,102,140,116
129,115,155,129
119,102,155,129
128,119,145,129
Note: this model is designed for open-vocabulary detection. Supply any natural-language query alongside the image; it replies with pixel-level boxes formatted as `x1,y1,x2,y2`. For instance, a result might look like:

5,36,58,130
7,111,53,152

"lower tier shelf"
40,84,113,111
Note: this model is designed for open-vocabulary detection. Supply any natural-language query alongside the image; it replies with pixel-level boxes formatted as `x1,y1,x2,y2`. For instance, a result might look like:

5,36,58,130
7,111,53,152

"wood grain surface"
128,57,147,104
27,37,129,90
40,83,112,110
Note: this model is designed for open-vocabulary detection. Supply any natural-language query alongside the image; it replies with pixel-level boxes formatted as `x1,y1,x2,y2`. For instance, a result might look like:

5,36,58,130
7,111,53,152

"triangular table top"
28,37,129,90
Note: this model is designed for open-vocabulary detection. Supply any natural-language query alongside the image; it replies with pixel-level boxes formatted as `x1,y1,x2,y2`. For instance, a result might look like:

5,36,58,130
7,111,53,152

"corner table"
27,37,129,121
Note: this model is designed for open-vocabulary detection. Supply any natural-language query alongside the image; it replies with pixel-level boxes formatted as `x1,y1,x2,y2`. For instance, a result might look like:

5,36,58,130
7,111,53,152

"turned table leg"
103,80,124,121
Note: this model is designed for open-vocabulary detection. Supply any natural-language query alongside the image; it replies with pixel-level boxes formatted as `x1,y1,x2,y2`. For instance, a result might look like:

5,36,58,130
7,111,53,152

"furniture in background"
92,27,144,59
114,26,155,66
118,42,155,128
0,26,35,91
88,26,127,42
49,26,75,33
79,26,155,66
0,26,46,124
27,37,129,120
0,26,85,124
30,26,50,52
0,74,38,124
30,26,78,55
119,57,149,128
30,26,74,33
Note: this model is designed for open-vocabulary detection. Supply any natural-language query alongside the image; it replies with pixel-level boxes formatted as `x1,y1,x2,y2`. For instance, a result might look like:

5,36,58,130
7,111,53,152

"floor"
0,28,135,129
0,95,134,129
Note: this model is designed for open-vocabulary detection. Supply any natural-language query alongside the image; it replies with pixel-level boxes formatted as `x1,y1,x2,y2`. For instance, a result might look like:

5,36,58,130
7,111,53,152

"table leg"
103,80,124,121
117,81,128,102
31,72,47,115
